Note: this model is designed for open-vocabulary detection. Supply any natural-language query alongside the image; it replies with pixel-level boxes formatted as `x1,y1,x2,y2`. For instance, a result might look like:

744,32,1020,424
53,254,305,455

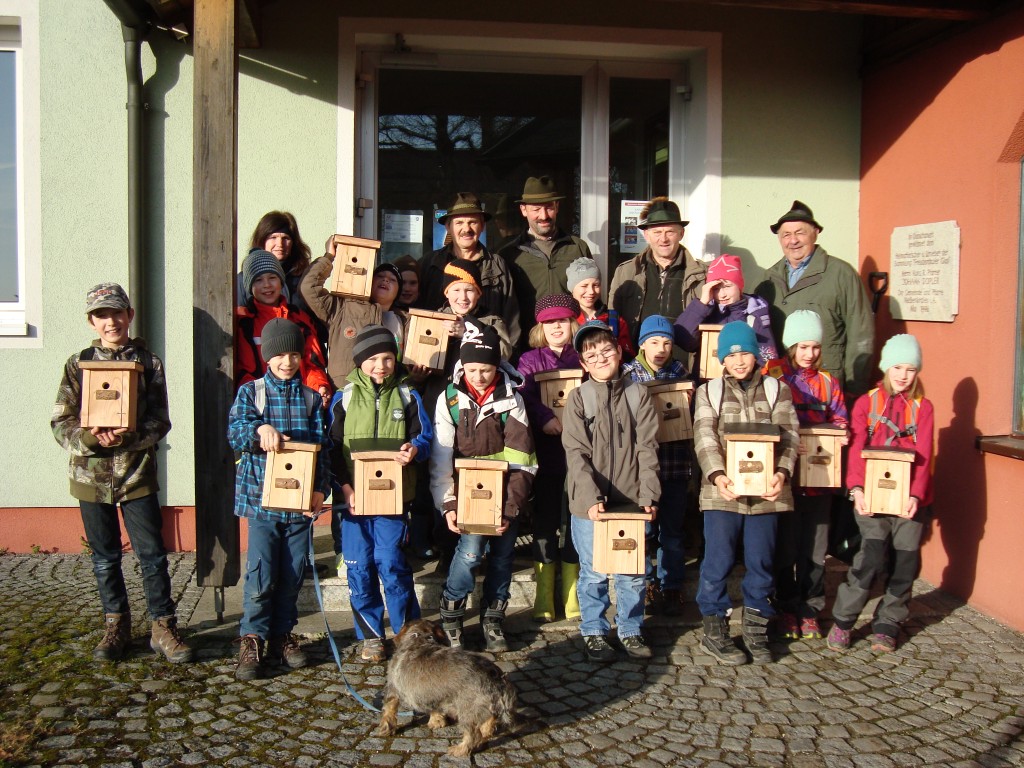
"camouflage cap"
85,283,131,314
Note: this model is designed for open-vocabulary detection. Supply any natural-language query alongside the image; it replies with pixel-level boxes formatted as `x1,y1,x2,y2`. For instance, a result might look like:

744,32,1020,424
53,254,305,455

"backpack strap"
707,375,778,416
867,388,919,445
254,377,319,419
579,380,642,436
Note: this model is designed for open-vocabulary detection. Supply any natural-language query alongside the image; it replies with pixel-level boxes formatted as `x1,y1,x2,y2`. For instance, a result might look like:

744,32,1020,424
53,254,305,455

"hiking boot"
439,596,466,649
700,614,747,666
150,616,194,663
621,634,653,659
361,638,386,662
826,625,851,651
481,600,510,652
268,633,307,668
583,634,617,663
870,632,897,653
94,613,132,661
777,612,800,640
743,607,773,664
235,634,265,681
662,588,685,617
800,616,823,640
644,583,664,615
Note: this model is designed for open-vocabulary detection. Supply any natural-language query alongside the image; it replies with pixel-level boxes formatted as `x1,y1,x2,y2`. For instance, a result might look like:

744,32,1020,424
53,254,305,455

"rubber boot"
700,614,747,666
94,612,132,661
481,599,510,652
150,616,194,663
439,596,466,649
532,562,556,623
561,562,581,620
743,607,773,664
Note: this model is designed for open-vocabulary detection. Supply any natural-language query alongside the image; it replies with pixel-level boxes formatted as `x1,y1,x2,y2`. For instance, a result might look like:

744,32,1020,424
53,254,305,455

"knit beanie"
353,324,398,368
566,256,601,292
782,309,823,348
242,247,287,299
443,259,483,293
638,314,674,345
373,262,404,288
459,319,501,367
260,318,304,362
878,334,922,373
572,319,614,353
535,292,580,323
717,321,758,362
706,253,744,291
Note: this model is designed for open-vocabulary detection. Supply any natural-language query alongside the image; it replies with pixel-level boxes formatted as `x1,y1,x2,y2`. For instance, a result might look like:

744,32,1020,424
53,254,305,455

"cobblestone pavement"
1,553,1023,767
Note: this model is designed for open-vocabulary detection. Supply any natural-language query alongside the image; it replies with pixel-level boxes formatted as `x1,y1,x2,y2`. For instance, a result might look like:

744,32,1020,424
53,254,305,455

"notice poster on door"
620,200,647,255
889,220,960,322
383,211,423,244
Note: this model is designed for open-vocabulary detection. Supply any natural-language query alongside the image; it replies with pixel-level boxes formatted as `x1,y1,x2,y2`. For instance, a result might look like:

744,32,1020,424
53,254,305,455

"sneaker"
583,634,617,663
826,625,851,651
621,635,653,659
235,634,265,680
268,633,308,669
777,612,800,640
800,616,823,640
870,633,897,653
644,583,664,615
662,589,685,617
361,638,386,662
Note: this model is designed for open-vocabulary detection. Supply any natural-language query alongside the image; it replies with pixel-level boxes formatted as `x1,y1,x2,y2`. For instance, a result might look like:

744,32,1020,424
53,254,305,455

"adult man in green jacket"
755,200,874,397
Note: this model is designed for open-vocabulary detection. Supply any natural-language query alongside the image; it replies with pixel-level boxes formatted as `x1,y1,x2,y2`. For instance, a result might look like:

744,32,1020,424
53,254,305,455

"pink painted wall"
860,9,1024,630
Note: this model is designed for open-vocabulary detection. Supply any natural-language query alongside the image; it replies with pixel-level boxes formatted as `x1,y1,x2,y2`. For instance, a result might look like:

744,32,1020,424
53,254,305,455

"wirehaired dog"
375,618,518,756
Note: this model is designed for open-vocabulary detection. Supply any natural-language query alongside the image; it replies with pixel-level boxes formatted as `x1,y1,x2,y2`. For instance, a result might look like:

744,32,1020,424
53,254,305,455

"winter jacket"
561,373,661,518
430,362,537,519
609,245,707,348
328,366,432,504
235,297,331,394
755,246,875,396
51,339,171,504
420,243,521,352
693,370,799,514
516,345,582,474
674,293,778,368
846,386,934,506
502,230,592,344
300,254,405,389
227,370,331,523
576,304,635,359
622,353,691,483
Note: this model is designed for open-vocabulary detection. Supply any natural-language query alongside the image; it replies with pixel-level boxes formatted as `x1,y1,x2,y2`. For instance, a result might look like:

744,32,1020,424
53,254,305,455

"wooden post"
193,0,240,588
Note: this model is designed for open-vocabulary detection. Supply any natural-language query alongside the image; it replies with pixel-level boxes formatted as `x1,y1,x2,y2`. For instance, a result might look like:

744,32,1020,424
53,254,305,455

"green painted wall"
1,2,860,513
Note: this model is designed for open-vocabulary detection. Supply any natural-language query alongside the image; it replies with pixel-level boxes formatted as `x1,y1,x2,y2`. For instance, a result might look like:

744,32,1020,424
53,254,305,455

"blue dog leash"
306,510,412,717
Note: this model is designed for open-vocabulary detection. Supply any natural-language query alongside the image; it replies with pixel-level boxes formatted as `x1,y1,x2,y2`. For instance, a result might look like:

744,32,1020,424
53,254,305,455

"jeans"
342,512,420,640
443,517,520,604
79,494,175,620
240,517,310,639
571,515,645,639
646,476,688,590
697,510,778,617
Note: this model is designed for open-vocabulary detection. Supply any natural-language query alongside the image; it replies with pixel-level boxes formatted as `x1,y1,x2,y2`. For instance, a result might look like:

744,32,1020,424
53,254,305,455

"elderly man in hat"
755,200,874,397
610,196,707,352
420,192,521,352
500,176,593,348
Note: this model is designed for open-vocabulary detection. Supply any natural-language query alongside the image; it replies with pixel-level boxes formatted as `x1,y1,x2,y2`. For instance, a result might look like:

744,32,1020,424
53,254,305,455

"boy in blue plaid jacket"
228,318,331,681
622,314,692,616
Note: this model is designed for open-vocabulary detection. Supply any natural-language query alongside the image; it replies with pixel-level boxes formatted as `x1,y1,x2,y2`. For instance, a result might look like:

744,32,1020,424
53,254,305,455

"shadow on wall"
931,377,985,600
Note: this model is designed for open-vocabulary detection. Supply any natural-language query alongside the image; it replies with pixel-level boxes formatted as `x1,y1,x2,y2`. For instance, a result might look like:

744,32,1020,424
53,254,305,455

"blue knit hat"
638,314,674,345
717,321,758,362
879,334,922,373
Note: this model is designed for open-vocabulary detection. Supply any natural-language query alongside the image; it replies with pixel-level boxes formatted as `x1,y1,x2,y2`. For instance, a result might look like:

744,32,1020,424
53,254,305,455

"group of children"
54,241,933,675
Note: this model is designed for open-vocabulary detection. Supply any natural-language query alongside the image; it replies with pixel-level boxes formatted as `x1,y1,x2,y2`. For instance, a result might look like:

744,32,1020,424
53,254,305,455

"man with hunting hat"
610,196,707,352
501,175,593,348
755,200,874,396
420,191,521,351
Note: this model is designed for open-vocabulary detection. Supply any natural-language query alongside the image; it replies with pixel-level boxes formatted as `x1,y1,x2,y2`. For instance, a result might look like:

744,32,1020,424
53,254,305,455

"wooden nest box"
723,422,781,497
262,442,321,513
455,458,508,535
405,309,452,371
645,380,694,443
862,447,915,517
535,369,584,423
327,235,382,299
351,451,404,516
79,360,144,430
798,425,846,488
698,324,725,379
592,505,654,575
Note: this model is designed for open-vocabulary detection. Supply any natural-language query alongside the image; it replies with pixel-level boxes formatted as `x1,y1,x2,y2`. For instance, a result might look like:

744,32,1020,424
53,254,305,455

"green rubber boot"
533,562,556,622
561,562,581,620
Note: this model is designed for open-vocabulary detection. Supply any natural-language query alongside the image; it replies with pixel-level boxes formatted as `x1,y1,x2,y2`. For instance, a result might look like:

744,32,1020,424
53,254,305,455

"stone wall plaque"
890,221,960,322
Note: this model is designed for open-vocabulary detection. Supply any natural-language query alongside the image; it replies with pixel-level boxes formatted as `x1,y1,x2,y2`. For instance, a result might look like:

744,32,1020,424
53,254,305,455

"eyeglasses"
582,346,618,365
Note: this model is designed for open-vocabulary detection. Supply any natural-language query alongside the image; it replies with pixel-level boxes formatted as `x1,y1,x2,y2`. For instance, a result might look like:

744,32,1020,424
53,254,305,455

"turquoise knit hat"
717,321,758,362
782,310,823,348
879,334,922,373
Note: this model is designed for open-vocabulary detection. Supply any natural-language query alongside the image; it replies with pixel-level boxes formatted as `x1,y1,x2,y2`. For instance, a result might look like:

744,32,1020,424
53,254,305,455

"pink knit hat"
535,292,580,322
706,253,744,291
